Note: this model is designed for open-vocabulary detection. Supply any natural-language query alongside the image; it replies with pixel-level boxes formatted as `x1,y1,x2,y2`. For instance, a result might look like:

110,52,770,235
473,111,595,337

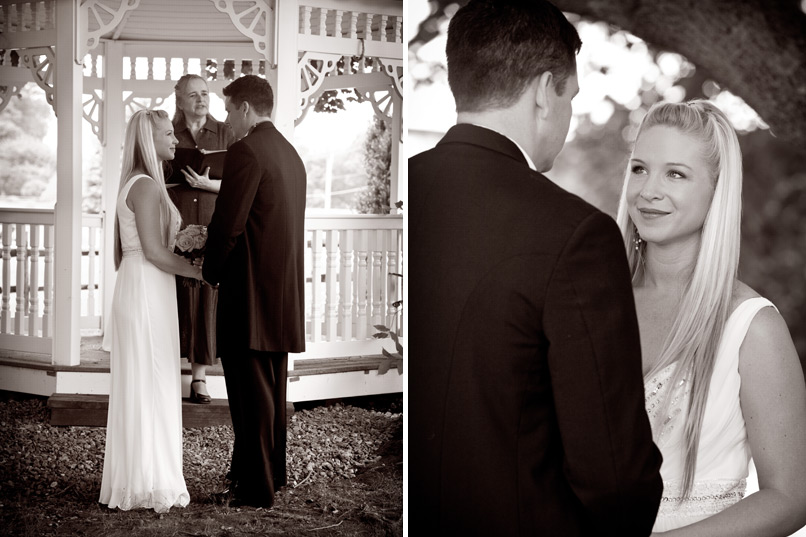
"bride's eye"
668,170,686,179
631,165,646,175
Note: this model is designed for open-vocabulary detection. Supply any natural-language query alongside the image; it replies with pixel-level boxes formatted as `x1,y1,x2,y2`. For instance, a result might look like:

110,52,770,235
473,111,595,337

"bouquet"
174,224,207,287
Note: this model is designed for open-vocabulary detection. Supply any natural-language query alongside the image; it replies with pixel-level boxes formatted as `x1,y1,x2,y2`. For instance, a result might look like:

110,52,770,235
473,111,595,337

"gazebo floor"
0,336,403,426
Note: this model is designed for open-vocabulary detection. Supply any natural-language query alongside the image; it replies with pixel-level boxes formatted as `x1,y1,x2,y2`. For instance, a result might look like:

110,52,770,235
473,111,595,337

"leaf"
382,348,394,358
389,273,403,278
397,360,403,375
373,324,390,331
373,333,389,339
395,200,404,209
377,359,391,375
392,300,403,308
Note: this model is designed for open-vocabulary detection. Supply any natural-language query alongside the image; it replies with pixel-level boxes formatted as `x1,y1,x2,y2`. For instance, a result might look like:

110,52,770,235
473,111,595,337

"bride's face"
151,115,178,162
627,126,715,248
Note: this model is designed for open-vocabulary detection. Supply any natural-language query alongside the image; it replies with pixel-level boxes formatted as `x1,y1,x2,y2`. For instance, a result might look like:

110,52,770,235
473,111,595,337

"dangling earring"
633,225,643,251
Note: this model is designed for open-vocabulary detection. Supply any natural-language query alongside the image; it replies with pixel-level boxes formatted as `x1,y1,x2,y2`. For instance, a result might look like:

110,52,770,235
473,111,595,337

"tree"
0,84,55,197
409,0,806,365
355,116,392,214
411,0,806,150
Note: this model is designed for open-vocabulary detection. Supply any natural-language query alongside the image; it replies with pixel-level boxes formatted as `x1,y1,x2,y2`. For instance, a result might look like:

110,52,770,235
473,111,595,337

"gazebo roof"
91,0,255,43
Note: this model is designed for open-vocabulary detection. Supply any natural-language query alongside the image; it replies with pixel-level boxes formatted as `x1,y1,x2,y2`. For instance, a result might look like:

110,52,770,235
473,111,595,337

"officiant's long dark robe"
203,120,306,506
167,114,233,367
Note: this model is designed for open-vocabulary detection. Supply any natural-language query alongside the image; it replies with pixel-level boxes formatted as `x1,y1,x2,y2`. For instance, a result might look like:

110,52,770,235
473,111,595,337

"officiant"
167,73,234,404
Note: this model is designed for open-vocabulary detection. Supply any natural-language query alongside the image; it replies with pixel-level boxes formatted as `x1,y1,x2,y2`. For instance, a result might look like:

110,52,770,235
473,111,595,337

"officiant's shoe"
190,379,212,404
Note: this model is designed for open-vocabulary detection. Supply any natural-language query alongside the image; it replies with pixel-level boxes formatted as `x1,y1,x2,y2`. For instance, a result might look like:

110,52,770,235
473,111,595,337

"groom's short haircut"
447,0,582,113
223,74,274,116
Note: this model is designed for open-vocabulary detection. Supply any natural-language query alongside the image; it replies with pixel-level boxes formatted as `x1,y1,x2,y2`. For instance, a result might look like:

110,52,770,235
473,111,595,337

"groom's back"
409,126,610,535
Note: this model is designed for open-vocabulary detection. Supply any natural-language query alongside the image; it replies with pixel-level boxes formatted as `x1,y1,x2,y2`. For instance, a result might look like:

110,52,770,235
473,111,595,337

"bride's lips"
638,208,670,219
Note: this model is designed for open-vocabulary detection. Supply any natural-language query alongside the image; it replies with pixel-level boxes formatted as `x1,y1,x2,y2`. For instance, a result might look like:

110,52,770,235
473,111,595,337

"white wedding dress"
99,174,189,513
645,297,774,531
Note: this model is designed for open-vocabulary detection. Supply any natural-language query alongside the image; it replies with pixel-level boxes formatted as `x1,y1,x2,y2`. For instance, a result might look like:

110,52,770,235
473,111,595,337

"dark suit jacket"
408,124,662,536
203,121,306,353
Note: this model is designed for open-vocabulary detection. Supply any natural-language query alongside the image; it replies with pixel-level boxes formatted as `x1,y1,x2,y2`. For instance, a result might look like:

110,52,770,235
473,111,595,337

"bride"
99,109,203,512
617,100,806,535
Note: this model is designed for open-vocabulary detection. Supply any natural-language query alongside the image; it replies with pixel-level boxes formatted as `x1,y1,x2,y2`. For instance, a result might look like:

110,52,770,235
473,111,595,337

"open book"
167,148,226,184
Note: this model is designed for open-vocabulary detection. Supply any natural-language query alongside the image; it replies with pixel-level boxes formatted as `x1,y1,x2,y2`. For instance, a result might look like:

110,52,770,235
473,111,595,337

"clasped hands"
190,257,218,288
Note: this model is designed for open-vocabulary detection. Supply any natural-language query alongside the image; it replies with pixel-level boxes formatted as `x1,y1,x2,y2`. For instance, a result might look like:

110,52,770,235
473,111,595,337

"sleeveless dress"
644,297,775,531
99,174,190,513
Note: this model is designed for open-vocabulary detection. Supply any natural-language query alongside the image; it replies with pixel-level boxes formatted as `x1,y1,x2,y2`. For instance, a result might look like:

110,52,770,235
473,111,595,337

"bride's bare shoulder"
731,280,762,311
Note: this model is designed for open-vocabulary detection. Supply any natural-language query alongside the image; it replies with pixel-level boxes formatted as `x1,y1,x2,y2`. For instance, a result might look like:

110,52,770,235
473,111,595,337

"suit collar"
248,120,275,136
438,123,531,168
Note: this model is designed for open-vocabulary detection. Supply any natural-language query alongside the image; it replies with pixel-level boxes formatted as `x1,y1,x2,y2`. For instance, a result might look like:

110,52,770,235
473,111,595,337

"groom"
409,1,662,535
203,75,307,508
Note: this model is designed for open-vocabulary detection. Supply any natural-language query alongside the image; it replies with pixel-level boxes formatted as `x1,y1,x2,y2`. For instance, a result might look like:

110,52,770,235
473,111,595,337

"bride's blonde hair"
114,109,181,269
615,100,743,499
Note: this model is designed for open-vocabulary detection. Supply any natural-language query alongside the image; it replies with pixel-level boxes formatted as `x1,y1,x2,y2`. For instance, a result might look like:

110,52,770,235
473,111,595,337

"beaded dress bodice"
644,297,775,531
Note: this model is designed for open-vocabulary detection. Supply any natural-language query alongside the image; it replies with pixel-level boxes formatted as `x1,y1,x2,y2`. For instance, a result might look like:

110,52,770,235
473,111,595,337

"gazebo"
0,0,404,405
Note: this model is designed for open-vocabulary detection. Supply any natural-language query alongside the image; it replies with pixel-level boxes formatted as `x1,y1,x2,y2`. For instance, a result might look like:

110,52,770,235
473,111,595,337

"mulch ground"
0,393,402,536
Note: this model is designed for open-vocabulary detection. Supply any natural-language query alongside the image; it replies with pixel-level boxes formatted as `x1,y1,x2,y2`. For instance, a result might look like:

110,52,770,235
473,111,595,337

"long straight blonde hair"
113,109,181,269
615,100,743,498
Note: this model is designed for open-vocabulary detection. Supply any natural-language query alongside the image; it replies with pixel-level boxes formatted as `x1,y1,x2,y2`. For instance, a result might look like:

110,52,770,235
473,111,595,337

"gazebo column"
273,0,299,141
390,89,402,210
52,0,83,367
101,40,125,334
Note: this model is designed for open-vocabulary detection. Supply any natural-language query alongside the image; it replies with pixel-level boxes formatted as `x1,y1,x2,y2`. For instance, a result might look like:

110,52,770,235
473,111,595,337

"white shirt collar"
466,123,537,172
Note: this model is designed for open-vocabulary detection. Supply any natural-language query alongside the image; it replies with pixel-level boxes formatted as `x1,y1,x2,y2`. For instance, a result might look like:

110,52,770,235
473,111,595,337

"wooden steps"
47,393,289,428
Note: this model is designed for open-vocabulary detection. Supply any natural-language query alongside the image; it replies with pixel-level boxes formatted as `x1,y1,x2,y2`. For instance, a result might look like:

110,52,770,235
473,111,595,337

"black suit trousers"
220,350,288,504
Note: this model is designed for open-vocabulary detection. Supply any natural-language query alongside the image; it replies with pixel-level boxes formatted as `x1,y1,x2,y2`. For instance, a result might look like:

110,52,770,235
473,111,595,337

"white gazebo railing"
0,208,403,364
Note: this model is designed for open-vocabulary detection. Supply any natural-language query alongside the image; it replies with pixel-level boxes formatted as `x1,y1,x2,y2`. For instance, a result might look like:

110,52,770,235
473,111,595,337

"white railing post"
42,225,54,338
28,224,41,336
319,8,327,37
86,225,97,322
356,229,368,339
386,229,399,328
1,224,10,333
324,229,338,340
371,230,384,329
310,229,323,342
15,224,27,335
339,229,353,341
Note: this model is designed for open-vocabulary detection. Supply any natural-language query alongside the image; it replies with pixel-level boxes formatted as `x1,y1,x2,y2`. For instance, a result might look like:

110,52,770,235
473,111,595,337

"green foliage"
355,116,392,214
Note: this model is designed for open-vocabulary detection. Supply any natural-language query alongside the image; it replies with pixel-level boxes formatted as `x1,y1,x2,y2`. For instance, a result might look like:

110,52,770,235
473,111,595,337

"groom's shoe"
211,483,272,509
211,484,236,506
190,379,212,404
228,489,273,509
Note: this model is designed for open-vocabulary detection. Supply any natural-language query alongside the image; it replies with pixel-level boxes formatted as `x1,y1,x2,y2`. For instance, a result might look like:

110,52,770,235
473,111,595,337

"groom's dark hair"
447,0,581,112
223,74,274,116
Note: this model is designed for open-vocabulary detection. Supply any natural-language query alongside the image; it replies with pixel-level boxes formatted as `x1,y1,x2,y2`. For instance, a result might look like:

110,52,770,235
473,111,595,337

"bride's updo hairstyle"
616,100,743,500
114,109,181,269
